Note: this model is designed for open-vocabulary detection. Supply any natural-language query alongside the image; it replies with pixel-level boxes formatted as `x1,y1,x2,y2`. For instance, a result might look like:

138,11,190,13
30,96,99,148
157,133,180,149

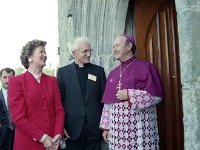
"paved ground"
101,141,109,150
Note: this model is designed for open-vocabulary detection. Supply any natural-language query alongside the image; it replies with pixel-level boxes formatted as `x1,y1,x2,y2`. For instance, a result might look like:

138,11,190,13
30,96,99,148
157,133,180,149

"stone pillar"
175,0,200,149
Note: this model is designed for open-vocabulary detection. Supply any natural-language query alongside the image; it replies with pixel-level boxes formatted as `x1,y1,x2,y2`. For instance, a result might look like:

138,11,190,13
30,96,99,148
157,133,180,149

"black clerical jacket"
57,62,106,140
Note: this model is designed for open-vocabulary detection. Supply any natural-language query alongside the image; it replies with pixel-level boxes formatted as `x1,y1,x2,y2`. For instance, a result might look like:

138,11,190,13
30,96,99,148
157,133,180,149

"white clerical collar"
74,61,84,67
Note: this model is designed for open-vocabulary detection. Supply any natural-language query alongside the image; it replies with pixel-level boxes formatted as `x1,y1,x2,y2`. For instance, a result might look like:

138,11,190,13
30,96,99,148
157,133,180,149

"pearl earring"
28,58,33,63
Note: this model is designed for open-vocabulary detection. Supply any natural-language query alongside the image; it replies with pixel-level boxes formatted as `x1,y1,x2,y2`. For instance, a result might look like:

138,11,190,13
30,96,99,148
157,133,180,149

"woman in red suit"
8,39,65,150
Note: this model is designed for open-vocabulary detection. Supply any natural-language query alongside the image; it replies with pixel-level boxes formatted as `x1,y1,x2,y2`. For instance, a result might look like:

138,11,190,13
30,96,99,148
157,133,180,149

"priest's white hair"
71,36,91,52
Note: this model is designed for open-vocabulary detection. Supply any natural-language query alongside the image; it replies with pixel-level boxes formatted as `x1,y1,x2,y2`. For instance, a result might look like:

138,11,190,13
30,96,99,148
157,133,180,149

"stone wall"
58,0,130,76
175,0,200,149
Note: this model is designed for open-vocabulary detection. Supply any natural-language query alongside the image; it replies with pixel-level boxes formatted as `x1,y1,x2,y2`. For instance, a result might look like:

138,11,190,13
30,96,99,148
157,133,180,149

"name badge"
88,74,97,81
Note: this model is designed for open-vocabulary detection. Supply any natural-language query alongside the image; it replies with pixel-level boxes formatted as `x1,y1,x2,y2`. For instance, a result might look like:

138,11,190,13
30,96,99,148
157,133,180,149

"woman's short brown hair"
20,39,47,69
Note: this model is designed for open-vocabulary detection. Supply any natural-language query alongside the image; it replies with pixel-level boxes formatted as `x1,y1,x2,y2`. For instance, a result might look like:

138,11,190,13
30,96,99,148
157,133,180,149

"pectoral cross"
117,79,122,91
116,60,135,92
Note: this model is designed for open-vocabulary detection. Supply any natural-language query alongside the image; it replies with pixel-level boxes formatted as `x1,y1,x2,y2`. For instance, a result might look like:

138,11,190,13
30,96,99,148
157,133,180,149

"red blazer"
8,71,65,150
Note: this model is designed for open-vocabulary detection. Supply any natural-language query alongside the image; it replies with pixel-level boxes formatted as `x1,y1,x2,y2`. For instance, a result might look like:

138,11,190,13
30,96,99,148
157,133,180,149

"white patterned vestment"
100,89,162,150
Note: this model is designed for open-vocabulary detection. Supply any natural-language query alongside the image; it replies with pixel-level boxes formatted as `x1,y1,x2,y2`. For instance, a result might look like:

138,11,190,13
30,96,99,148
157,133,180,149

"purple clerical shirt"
101,56,164,104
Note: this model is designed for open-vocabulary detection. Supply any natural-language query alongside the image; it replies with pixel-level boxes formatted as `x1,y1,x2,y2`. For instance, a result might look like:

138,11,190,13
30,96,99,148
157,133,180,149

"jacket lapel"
85,64,95,102
0,89,6,109
70,63,85,101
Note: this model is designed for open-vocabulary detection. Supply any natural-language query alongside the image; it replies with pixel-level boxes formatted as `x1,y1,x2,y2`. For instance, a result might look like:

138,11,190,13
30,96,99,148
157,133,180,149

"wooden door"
133,0,184,149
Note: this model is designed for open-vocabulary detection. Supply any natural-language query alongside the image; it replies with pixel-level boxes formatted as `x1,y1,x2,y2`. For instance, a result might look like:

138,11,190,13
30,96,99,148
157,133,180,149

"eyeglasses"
113,44,120,49
77,49,93,55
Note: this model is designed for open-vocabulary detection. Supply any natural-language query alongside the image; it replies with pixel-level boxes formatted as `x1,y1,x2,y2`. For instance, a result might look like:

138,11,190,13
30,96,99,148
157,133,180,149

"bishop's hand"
116,89,128,100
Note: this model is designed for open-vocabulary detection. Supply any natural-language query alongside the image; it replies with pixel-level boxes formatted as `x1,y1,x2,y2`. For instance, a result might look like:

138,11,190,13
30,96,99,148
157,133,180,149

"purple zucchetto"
121,34,136,54
121,34,135,44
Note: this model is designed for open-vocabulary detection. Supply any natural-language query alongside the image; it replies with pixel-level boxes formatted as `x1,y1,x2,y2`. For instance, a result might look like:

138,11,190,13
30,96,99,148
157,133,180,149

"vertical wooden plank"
134,0,183,149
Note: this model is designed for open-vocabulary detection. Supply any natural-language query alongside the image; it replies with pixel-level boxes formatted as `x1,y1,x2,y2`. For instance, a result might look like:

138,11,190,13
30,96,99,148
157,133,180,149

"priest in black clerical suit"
57,36,106,150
